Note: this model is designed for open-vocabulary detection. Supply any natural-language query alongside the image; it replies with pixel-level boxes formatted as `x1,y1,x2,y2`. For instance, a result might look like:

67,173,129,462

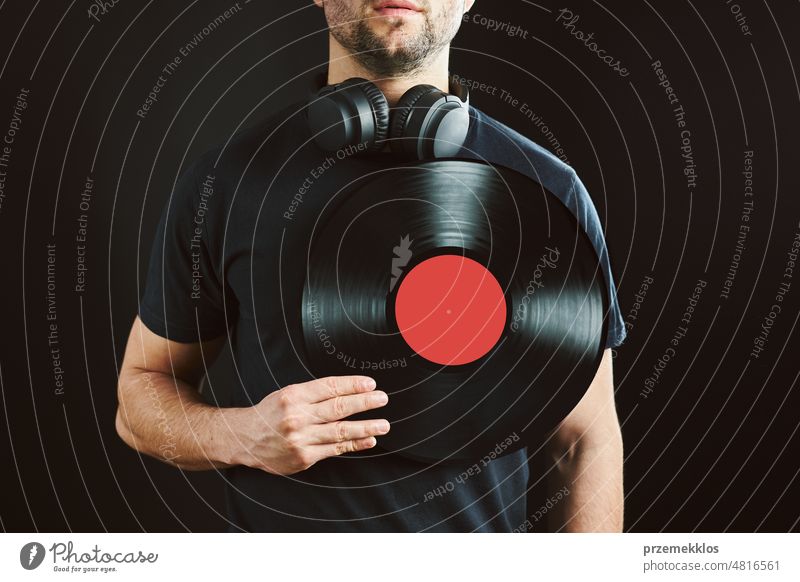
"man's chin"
344,15,434,74
370,24,424,48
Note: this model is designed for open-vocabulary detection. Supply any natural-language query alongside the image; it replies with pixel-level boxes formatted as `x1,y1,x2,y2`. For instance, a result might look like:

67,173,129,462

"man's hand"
116,316,390,474
219,376,391,475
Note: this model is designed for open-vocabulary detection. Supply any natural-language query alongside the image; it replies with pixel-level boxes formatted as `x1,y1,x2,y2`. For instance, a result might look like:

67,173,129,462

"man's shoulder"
464,106,577,196
190,98,309,177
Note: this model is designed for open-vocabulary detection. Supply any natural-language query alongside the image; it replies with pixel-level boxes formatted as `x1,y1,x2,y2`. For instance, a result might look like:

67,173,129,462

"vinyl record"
301,159,609,463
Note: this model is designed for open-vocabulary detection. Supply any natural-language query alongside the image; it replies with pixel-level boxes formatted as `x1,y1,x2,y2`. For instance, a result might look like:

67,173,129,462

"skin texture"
117,317,392,474
315,0,475,105
116,0,624,532
544,349,624,532
319,0,466,76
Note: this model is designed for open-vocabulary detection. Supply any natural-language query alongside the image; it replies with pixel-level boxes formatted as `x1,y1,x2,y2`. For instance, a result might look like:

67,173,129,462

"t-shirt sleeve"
138,159,230,343
565,169,627,350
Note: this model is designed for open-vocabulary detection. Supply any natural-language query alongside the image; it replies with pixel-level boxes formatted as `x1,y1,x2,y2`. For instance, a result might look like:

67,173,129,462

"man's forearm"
546,428,625,532
116,369,239,470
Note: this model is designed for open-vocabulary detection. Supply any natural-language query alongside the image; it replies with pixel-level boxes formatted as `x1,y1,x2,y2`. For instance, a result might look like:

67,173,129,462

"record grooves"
301,160,609,463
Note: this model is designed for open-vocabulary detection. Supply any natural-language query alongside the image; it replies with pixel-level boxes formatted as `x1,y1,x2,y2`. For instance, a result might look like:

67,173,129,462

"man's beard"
324,1,461,77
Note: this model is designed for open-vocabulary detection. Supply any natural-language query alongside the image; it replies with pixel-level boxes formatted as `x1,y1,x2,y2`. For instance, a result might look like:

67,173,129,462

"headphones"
307,72,471,160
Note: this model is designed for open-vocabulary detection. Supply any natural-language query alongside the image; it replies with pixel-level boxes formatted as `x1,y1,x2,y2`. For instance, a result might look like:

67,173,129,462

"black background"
0,0,798,532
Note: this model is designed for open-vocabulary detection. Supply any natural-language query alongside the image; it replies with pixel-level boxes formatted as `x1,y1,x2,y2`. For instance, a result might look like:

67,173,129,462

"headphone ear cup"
389,85,438,158
357,81,390,152
308,78,389,153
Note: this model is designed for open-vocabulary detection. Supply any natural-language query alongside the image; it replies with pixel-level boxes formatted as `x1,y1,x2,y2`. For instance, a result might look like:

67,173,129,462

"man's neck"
326,36,451,106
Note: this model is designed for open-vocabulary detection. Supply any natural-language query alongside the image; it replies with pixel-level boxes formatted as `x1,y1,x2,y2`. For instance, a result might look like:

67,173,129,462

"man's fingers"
307,419,391,444
314,437,378,460
286,375,377,403
311,390,389,422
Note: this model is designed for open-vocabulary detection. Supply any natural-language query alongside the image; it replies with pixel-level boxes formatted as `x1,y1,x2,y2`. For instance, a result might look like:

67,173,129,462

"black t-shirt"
139,98,627,532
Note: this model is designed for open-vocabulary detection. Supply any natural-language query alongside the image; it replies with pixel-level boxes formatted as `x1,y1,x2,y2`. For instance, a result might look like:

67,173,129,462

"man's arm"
115,316,233,470
115,316,391,474
543,348,624,532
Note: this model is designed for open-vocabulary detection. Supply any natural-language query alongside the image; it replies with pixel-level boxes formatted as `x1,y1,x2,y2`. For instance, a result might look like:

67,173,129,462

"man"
116,0,626,532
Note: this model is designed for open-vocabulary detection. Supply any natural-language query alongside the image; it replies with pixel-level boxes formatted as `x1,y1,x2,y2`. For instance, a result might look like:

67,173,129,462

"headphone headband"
446,74,470,106
307,70,471,159
309,70,470,104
